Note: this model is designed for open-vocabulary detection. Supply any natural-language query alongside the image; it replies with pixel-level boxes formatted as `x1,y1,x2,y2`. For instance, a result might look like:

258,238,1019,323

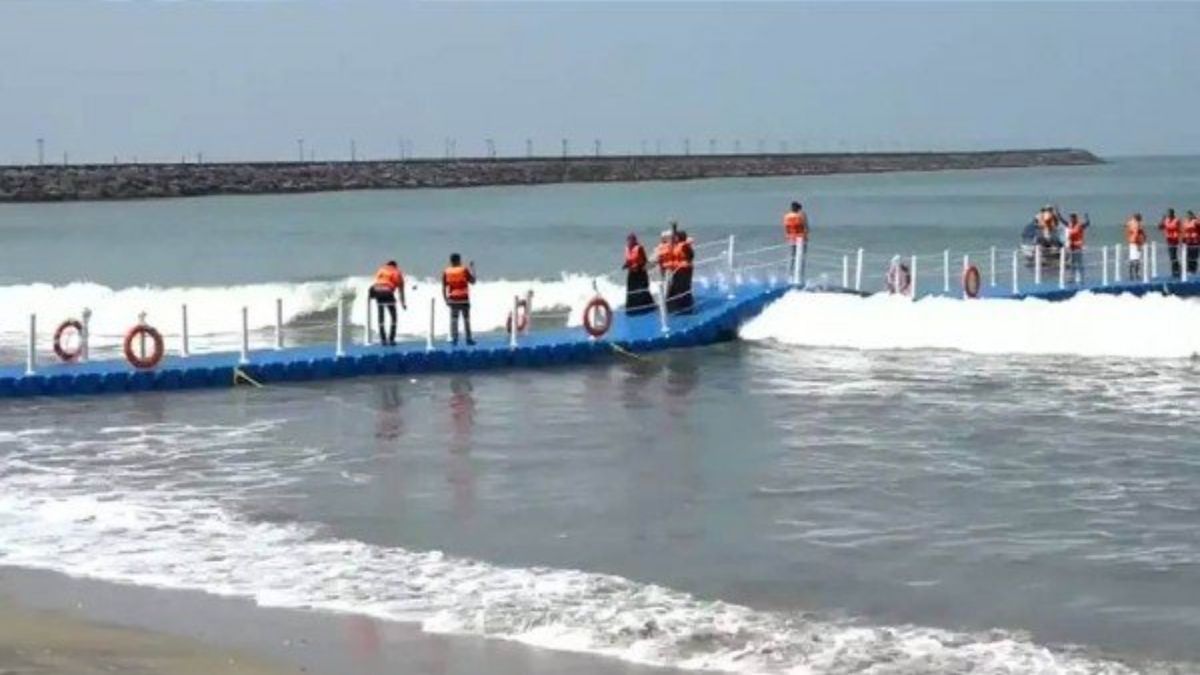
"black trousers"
369,287,397,345
449,302,473,344
625,268,656,315
666,267,694,314
1168,244,1181,278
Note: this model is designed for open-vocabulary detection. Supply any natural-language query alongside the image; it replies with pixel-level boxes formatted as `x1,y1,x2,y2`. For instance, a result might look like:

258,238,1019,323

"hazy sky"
1,1,1197,164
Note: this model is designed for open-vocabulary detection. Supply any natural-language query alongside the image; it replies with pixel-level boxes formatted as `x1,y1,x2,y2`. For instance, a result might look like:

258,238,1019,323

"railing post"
1034,246,1042,285
1058,246,1067,289
1151,242,1158,279
942,249,950,293
1183,244,1190,283
910,254,918,299
726,234,735,272
791,244,801,286
335,296,346,357
274,298,284,350
962,254,970,298
239,306,250,365
80,308,91,363
1114,244,1122,283
1142,246,1150,283
524,290,534,335
25,313,36,376
989,246,997,287
854,248,864,291
180,304,190,357
363,293,372,346
1011,249,1019,294
1102,246,1109,286
426,297,435,351
842,254,849,289
659,276,670,334
509,295,519,349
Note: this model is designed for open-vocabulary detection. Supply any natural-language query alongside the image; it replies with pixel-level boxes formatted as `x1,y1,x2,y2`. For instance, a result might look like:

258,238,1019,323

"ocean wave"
0,423,1154,675
741,291,1200,359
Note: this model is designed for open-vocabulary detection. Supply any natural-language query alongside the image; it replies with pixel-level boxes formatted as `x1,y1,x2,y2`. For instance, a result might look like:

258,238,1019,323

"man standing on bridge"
783,201,809,283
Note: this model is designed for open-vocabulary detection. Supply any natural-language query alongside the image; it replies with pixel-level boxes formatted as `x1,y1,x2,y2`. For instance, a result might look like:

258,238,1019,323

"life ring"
53,319,85,362
885,261,912,295
582,297,613,338
505,298,530,334
962,264,982,299
123,324,165,369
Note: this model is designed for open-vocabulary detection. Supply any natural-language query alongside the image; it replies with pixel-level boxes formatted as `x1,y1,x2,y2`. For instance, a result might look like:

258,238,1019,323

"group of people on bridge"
368,253,476,348
1026,205,1200,283
622,223,696,317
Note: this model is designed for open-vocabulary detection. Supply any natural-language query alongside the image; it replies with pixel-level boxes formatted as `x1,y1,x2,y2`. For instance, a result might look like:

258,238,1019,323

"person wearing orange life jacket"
442,253,476,347
1159,208,1182,278
1125,213,1147,280
1183,210,1200,276
783,201,809,282
1063,213,1090,285
654,230,675,277
368,260,407,346
622,233,656,316
666,229,695,314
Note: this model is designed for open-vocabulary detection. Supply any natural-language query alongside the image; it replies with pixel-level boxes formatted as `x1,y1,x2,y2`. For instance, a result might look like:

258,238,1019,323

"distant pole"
709,138,717,155
36,138,44,166
655,139,662,155
297,138,305,162
197,152,203,164
594,139,601,157
350,139,357,162
734,139,741,154
398,137,404,160
780,140,789,154
683,138,690,156
113,155,118,164
561,138,568,158
486,138,496,158
450,138,457,158
757,139,765,153
525,138,533,157
63,151,68,166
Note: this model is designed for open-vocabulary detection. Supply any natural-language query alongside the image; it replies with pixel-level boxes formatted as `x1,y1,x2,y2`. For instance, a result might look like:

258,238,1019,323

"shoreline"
0,148,1101,203
0,566,682,675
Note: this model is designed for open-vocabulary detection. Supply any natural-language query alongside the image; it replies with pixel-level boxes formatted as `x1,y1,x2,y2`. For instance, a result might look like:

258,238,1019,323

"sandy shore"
0,567,680,675
0,600,292,675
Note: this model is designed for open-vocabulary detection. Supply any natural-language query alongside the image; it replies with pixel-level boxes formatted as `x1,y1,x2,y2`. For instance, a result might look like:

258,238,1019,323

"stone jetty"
0,148,1100,202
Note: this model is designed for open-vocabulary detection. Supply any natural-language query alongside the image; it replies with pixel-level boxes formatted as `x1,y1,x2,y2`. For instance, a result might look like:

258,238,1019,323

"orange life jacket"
1126,219,1146,246
672,239,695,270
373,265,402,292
625,244,647,272
1184,218,1200,246
1066,223,1086,250
443,265,471,302
1162,217,1182,244
1039,212,1056,230
655,242,675,272
783,211,808,242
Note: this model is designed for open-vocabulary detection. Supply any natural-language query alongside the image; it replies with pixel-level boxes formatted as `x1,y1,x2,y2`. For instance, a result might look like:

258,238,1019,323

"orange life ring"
53,319,85,362
582,297,612,338
885,261,912,295
505,298,530,334
962,264,982,298
124,324,165,369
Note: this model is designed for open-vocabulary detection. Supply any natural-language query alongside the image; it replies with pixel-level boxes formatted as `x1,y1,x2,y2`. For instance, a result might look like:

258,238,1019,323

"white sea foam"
742,291,1200,359
0,423,1149,674
0,274,624,352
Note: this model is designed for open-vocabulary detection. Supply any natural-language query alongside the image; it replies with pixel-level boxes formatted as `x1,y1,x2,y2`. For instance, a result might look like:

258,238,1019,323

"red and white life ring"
505,298,530,334
582,297,613,338
962,264,982,299
885,261,912,295
124,324,165,369
53,319,85,362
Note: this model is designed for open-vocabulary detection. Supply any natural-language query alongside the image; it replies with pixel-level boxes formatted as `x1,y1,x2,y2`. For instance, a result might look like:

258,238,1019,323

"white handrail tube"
727,235,735,271
426,297,435,351
1058,246,1066,289
1011,249,1019,294
842,255,849,289
239,306,250,365
335,297,346,358
1142,245,1150,283
1151,242,1158,278
1102,246,1109,286
1114,244,1122,282
854,248,864,291
275,298,284,350
80,308,91,363
509,295,519,349
963,254,970,298
25,313,35,376
1183,244,1190,283
364,293,372,346
910,254,918,299
180,304,190,357
989,246,997,287
659,276,670,334
1034,246,1042,285
942,249,950,293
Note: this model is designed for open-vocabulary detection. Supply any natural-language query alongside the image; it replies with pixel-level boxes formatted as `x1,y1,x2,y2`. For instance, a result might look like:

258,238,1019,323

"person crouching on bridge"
783,201,809,281
623,233,656,315
370,260,407,346
1064,213,1089,284
1126,214,1147,280
443,253,476,346
667,230,695,314
1159,208,1182,278
1184,211,1200,276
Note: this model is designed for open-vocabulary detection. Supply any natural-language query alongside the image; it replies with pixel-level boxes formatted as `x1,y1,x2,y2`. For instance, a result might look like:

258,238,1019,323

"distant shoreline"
0,148,1101,203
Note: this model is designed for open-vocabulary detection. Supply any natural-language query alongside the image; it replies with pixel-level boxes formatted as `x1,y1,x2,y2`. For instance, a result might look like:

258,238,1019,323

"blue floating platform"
0,281,791,398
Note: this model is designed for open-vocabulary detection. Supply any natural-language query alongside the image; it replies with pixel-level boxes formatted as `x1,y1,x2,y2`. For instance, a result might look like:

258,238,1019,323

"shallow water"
2,157,1200,673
